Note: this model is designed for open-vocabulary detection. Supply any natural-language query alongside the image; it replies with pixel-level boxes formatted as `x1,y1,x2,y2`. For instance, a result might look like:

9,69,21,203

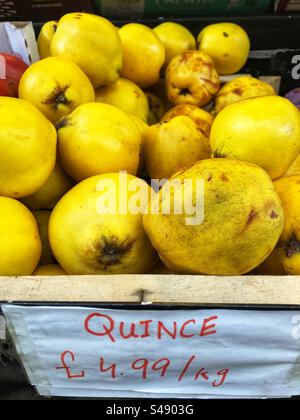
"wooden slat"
0,275,300,305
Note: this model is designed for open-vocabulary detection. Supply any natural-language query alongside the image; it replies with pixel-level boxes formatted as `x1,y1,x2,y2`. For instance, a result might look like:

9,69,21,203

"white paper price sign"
2,305,300,399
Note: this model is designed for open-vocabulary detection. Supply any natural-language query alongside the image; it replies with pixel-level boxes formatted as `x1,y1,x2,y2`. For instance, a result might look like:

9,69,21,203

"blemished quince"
197,23,250,75
57,103,141,181
19,57,95,123
21,161,74,211
33,265,67,276
210,96,300,180
286,155,300,176
166,50,220,107
154,22,196,67
261,176,300,275
33,211,55,266
51,13,123,88
49,173,158,275
146,92,166,125
215,76,276,114
144,116,211,179
143,159,284,276
119,23,165,88
0,97,57,199
0,197,42,276
162,104,214,139
38,21,57,59
95,77,149,122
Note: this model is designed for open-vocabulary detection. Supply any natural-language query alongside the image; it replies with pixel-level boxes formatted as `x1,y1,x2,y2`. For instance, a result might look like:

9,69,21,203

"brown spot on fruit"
220,173,229,182
98,236,134,268
42,83,72,110
223,32,229,38
270,211,279,219
239,209,259,236
180,51,192,62
246,209,258,226
134,90,142,98
233,88,243,96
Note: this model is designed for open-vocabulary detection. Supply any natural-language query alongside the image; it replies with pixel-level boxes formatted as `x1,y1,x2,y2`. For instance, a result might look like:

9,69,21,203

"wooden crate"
0,275,300,306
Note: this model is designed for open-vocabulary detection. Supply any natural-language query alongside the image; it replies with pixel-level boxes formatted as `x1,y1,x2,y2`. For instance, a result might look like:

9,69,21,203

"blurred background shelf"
0,0,280,22
26,15,300,50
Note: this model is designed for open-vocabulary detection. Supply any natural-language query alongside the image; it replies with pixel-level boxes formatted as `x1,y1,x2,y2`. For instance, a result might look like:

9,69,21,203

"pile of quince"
0,13,300,277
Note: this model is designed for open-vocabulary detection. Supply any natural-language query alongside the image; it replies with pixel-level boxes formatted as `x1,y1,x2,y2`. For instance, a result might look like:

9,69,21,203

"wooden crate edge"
0,275,300,306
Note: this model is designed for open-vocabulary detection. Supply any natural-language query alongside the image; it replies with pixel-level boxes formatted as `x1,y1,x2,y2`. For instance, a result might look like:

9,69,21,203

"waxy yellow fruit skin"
162,104,214,139
0,97,57,199
286,155,300,176
51,13,123,88
210,96,300,180
33,265,67,276
21,161,74,211
215,76,276,114
57,103,142,182
262,176,300,275
0,197,42,276
166,50,220,107
33,211,55,266
19,57,95,123
143,159,284,276
144,116,211,179
38,21,58,59
119,23,166,88
49,174,157,275
154,22,196,67
95,77,149,122
198,23,250,75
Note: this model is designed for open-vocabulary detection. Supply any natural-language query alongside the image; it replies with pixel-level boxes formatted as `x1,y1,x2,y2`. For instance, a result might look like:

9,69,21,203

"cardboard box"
0,0,94,21
94,0,273,18
0,22,39,64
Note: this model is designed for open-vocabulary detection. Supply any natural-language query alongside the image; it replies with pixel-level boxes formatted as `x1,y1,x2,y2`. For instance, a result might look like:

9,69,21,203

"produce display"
144,159,284,276
210,96,300,180
215,76,276,113
197,23,250,75
1,12,300,278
